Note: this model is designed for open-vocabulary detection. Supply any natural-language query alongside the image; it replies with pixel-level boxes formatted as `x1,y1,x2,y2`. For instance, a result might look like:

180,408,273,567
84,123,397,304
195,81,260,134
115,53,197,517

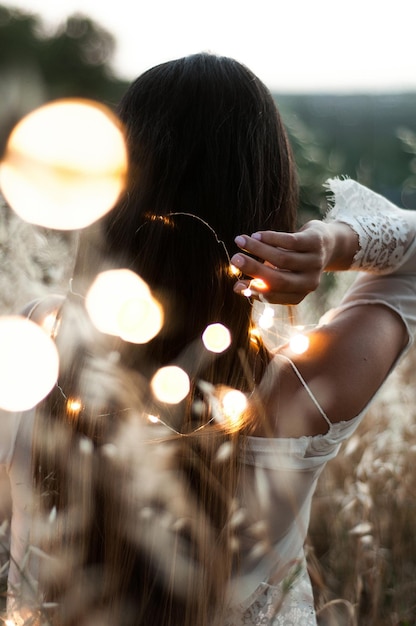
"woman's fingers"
231,257,320,304
231,224,329,305
233,278,313,305
233,228,325,273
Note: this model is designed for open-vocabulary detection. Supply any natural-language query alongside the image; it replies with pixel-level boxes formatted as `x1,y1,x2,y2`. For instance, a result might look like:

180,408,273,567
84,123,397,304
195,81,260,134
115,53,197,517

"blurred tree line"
1,4,416,222
0,6,129,148
278,92,416,218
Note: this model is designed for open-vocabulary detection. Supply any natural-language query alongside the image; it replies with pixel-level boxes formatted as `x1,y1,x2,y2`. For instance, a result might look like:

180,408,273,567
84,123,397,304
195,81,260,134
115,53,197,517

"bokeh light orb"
85,269,163,343
221,389,247,429
151,366,190,404
258,306,275,330
202,323,231,353
0,99,127,230
289,331,310,355
0,316,59,412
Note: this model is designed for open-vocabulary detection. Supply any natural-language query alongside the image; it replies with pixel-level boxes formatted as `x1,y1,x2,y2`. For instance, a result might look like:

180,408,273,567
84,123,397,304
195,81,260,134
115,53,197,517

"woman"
2,54,416,626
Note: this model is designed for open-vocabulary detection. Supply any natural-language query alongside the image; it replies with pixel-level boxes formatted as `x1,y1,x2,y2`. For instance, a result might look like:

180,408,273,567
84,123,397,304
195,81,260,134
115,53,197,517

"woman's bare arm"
234,179,416,436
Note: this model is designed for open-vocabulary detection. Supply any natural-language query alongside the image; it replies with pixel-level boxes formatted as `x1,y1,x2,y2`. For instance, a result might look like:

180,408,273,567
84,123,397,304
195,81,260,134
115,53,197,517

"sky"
3,0,416,93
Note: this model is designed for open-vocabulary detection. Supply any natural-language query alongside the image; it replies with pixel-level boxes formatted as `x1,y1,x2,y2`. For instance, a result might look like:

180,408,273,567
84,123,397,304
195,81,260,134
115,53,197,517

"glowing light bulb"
66,397,82,420
258,315,274,330
258,305,275,330
249,278,268,291
242,288,252,298
221,389,247,429
151,366,190,404
41,311,60,337
0,316,59,412
147,414,160,424
86,269,163,343
202,323,231,353
229,264,241,277
249,327,261,342
0,99,127,230
289,329,310,355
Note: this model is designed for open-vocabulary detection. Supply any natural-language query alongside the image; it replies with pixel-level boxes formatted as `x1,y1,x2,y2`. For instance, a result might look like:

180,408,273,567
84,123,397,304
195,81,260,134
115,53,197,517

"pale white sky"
3,0,416,93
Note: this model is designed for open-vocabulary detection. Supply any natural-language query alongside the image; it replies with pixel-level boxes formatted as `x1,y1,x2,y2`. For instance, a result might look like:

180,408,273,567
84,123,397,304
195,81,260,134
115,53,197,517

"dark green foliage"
277,92,416,218
0,5,129,103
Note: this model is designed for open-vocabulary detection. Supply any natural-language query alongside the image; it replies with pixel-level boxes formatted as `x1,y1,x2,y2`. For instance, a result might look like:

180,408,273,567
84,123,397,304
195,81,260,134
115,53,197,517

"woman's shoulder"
251,352,333,439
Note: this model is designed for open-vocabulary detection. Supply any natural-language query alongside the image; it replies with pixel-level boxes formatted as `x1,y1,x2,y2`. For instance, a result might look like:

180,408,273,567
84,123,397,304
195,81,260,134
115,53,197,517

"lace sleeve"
324,178,412,274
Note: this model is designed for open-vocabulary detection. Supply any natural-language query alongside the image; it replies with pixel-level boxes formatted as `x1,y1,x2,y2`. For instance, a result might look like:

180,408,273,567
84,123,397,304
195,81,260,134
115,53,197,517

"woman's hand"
231,220,357,305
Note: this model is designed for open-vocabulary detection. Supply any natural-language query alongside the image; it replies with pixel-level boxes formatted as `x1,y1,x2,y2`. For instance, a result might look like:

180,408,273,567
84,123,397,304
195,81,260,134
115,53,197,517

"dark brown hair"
32,53,298,626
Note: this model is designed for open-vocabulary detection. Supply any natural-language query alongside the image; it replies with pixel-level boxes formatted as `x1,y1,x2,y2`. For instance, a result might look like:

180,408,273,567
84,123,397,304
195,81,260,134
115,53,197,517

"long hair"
31,53,298,626
118,213,260,389
104,52,297,257
32,311,242,626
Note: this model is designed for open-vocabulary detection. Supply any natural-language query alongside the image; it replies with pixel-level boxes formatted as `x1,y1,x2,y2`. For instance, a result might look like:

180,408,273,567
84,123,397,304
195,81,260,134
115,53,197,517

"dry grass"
1,196,416,624
0,194,77,314
309,346,416,625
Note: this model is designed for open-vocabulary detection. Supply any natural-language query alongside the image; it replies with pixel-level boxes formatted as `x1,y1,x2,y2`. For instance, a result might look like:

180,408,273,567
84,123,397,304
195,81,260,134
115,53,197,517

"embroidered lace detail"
225,560,316,625
324,178,411,274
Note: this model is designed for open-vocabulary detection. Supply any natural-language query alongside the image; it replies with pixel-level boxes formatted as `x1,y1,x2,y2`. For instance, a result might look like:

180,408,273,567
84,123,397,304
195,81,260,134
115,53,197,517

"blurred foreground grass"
1,194,416,624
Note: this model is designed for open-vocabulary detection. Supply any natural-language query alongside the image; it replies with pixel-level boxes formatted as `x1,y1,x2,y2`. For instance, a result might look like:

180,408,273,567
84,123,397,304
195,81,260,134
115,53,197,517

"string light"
249,327,262,341
0,99,127,230
151,366,190,404
289,328,310,355
258,305,275,330
41,310,61,338
228,264,241,277
202,323,231,353
66,397,83,420
217,389,248,430
249,299,313,355
249,278,268,291
85,269,164,343
242,278,269,300
0,316,59,412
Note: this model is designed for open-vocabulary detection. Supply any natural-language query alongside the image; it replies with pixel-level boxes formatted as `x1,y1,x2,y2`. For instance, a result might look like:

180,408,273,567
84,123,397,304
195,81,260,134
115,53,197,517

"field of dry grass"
309,347,416,625
0,195,77,314
1,195,416,624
